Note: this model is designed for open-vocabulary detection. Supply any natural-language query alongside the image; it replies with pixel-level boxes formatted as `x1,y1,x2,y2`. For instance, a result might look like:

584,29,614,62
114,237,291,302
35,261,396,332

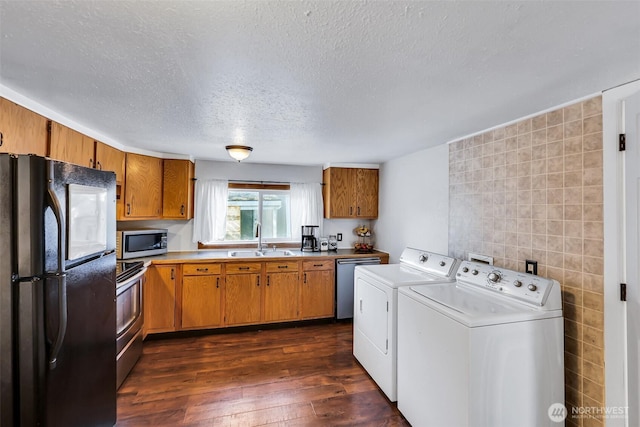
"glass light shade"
225,145,253,162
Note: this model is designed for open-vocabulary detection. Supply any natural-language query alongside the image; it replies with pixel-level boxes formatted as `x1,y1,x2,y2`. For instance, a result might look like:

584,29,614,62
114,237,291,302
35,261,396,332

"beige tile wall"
449,96,604,427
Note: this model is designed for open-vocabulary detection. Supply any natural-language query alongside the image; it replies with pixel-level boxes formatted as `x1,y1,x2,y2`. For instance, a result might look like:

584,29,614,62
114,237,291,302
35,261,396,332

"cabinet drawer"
226,262,262,274
183,263,222,276
265,261,299,273
302,260,334,271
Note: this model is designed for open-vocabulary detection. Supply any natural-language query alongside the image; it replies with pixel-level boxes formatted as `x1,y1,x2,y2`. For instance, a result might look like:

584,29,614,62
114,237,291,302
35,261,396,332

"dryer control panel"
456,261,559,308
399,247,460,278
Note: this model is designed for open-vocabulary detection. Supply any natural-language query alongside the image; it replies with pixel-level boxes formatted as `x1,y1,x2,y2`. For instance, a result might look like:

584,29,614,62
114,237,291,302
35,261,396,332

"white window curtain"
192,179,229,243
290,183,324,241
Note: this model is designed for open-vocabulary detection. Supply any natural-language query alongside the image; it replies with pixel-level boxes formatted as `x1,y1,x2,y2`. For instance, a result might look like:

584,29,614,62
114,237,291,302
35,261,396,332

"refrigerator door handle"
46,272,67,370
46,165,68,370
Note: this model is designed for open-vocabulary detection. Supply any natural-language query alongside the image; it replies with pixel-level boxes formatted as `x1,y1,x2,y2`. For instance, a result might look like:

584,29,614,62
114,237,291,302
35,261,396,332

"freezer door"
46,158,116,268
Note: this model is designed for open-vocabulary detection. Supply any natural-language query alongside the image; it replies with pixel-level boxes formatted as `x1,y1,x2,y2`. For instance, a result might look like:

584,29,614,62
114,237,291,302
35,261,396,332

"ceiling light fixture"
225,145,253,162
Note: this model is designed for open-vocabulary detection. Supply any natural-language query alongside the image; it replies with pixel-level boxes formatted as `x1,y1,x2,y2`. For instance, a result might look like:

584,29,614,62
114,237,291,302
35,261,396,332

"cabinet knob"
96,161,102,170
180,205,185,216
216,277,220,288
0,132,3,147
126,203,131,215
267,276,270,286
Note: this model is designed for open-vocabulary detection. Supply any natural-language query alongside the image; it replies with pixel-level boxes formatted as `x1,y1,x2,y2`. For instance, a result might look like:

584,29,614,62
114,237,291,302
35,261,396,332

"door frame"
603,79,640,427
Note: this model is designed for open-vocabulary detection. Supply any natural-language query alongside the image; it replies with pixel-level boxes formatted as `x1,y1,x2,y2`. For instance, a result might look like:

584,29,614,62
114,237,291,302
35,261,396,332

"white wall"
196,160,322,183
375,144,449,263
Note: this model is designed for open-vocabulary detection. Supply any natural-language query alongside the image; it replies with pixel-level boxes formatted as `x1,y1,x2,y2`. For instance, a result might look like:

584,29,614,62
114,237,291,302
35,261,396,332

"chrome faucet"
256,222,263,251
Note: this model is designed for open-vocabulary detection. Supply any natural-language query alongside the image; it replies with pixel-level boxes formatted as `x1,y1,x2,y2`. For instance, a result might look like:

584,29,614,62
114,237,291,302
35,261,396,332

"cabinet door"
95,141,125,184
163,159,194,219
225,273,261,325
0,98,48,156
182,275,223,328
144,265,176,333
323,167,356,218
300,269,335,319
48,121,95,168
264,271,299,322
356,168,379,218
123,153,163,219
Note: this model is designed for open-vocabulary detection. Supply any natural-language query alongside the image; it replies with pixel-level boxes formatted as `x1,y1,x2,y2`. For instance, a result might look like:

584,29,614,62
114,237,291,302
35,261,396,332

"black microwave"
116,229,168,259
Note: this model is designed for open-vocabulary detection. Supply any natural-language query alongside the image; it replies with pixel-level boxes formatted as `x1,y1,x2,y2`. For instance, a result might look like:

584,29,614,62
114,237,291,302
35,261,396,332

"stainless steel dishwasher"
336,257,381,319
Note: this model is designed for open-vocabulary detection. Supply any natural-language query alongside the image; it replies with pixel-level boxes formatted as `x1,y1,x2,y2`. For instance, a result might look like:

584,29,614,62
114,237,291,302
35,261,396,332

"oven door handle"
116,269,145,338
116,268,146,296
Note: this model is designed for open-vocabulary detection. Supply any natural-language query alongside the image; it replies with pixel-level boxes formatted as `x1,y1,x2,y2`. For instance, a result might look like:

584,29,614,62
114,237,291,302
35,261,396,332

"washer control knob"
472,269,479,276
488,272,501,283
419,254,428,263
528,284,537,291
513,280,523,287
439,261,446,267
462,267,469,273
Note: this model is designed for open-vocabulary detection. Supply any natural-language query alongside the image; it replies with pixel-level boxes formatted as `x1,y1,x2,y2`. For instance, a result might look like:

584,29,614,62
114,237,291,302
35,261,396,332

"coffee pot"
301,225,320,252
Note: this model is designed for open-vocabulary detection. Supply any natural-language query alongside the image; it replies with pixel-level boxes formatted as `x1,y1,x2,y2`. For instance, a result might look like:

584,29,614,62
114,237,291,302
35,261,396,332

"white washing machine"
397,260,564,427
353,247,459,402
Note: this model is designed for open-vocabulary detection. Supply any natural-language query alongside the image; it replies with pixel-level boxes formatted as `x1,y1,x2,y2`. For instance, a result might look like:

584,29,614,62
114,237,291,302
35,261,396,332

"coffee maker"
301,225,320,252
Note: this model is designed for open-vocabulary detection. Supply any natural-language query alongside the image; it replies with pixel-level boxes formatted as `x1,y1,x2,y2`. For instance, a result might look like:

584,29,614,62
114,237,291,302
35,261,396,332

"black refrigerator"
0,154,117,426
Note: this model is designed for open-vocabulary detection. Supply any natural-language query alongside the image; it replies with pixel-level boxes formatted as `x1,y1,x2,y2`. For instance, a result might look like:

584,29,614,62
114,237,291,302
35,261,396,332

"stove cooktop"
116,260,144,283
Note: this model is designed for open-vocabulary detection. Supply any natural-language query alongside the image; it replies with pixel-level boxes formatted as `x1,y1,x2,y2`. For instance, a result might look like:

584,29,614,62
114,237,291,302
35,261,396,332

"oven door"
116,268,145,356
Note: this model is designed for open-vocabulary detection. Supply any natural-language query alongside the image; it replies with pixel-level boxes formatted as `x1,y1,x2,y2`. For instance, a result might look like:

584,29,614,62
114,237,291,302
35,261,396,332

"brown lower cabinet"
181,263,223,329
143,257,372,335
264,261,299,322
300,260,335,319
144,265,177,335
224,263,262,326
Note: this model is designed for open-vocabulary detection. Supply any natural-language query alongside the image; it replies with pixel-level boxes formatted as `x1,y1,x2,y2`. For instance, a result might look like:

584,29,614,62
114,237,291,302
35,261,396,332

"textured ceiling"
1,1,639,165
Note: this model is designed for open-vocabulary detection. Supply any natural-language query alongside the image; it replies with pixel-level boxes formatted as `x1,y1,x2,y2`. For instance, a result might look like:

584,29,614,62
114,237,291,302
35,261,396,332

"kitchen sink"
262,250,298,257
227,251,265,258
227,250,298,258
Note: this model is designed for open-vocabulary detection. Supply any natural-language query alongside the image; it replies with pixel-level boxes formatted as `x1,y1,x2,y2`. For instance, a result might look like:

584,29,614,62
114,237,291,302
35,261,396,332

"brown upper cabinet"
0,97,49,156
123,153,163,219
163,159,195,220
48,121,95,168
95,142,126,220
95,141,125,185
322,167,379,219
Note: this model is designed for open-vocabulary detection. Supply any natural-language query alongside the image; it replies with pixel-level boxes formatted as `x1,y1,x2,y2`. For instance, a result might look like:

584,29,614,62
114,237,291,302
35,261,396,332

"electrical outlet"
525,259,538,275
337,233,342,241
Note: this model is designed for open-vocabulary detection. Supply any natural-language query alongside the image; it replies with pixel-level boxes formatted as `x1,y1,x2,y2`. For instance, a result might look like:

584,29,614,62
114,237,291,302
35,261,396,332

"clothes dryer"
353,247,459,401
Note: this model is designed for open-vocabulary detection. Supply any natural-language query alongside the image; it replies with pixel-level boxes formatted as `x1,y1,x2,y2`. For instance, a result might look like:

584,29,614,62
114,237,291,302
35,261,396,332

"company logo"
548,403,568,423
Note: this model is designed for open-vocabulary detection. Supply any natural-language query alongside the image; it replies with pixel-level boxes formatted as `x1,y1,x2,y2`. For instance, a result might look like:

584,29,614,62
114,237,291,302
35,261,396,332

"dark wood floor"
116,322,410,426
